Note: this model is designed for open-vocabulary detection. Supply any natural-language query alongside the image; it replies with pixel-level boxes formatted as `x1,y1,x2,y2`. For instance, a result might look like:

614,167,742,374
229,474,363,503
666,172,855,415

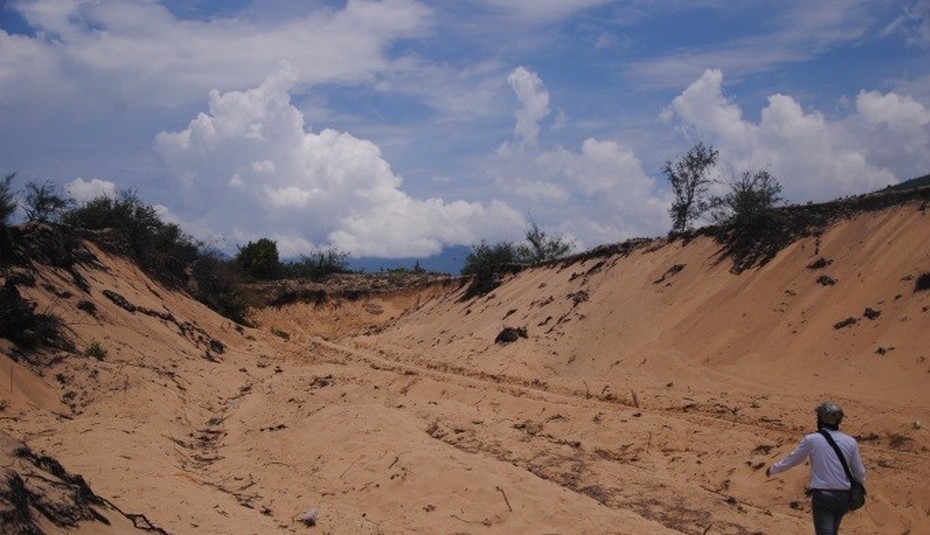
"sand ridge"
1,196,929,534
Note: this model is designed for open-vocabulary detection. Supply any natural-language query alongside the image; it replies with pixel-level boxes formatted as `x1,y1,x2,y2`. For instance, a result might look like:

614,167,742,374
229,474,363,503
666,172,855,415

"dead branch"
496,486,513,512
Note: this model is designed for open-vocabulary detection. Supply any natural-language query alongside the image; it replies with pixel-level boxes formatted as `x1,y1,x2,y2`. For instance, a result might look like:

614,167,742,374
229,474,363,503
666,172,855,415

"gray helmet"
816,402,844,426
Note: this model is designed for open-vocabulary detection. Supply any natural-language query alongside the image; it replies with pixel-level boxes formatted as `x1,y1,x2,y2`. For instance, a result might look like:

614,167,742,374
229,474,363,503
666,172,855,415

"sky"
2,0,929,260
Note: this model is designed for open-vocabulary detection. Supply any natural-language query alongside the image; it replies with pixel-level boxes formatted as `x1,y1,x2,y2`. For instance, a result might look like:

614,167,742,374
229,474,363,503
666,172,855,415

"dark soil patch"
806,257,832,270
833,317,858,329
495,326,528,344
0,281,73,353
653,264,685,284
915,272,930,293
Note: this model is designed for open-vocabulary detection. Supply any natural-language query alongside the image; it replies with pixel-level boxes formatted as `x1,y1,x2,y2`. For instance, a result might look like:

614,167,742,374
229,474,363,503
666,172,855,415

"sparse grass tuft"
84,341,107,361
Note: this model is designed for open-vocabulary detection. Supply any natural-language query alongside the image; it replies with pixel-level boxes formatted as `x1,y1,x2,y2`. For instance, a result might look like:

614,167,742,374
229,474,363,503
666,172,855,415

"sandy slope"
1,196,929,534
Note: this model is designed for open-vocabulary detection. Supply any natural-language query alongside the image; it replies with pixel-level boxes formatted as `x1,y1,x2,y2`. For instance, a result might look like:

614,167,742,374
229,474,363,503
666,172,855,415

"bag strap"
819,429,856,484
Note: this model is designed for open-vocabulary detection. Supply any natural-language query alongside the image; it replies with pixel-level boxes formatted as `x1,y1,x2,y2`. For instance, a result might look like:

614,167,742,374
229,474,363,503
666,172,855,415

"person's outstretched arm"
767,435,813,477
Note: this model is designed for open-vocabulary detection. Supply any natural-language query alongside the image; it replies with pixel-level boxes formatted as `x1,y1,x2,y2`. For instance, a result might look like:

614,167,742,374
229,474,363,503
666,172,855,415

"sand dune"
2,192,930,534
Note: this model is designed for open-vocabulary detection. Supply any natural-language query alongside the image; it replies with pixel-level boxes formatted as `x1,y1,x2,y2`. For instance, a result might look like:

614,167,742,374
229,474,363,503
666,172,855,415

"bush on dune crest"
62,190,199,285
462,220,575,276
709,168,783,229
460,220,575,300
23,180,74,224
60,190,257,323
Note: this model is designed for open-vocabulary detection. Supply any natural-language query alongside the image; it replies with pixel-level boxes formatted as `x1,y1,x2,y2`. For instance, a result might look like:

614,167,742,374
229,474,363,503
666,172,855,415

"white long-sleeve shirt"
769,429,866,490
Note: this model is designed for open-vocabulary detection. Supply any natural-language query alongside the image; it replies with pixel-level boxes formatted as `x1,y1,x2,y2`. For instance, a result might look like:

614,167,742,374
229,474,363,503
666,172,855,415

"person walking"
765,401,866,535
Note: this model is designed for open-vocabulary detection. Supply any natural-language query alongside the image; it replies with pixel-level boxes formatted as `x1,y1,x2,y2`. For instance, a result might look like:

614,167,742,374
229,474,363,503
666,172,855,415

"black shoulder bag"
819,430,866,510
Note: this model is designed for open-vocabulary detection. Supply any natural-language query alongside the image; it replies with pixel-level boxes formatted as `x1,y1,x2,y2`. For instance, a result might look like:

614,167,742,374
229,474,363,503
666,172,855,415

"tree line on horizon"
0,143,785,323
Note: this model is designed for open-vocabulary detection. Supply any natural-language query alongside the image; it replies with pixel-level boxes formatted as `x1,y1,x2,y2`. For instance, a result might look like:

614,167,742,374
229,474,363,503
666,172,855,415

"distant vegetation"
190,249,252,325
884,173,930,192
62,190,200,285
280,247,352,281
23,180,74,224
2,158,926,336
1,173,17,226
663,142,784,233
236,238,281,280
461,240,520,276
0,173,362,327
460,219,575,299
0,173,16,262
708,168,783,229
462,219,575,276
519,220,576,264
57,188,349,321
664,142,718,233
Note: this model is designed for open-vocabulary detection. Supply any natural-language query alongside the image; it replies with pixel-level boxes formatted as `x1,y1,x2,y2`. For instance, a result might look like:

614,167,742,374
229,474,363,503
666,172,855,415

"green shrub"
386,261,426,275
664,142,719,233
84,340,107,361
61,189,263,322
283,247,351,281
62,190,199,285
461,240,519,276
709,169,783,228
23,180,74,223
516,219,575,263
236,238,281,280
191,250,252,325
462,219,574,277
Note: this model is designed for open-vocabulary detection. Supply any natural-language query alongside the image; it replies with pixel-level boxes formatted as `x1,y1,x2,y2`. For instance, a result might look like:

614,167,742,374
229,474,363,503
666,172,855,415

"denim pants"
811,489,851,535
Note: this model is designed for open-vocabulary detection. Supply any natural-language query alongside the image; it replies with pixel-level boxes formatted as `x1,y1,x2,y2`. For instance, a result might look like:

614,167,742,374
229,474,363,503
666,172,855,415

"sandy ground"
2,198,929,534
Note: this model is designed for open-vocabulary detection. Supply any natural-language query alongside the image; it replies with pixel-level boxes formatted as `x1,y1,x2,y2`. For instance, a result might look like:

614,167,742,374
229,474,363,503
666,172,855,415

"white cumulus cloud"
155,66,523,258
66,178,117,202
494,67,671,246
664,69,899,202
852,89,930,174
529,138,670,243
1,0,430,108
506,66,551,149
856,90,930,127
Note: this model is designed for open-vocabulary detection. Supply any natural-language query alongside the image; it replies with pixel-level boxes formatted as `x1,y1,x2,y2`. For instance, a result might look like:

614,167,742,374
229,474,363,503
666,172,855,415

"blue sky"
2,0,929,259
